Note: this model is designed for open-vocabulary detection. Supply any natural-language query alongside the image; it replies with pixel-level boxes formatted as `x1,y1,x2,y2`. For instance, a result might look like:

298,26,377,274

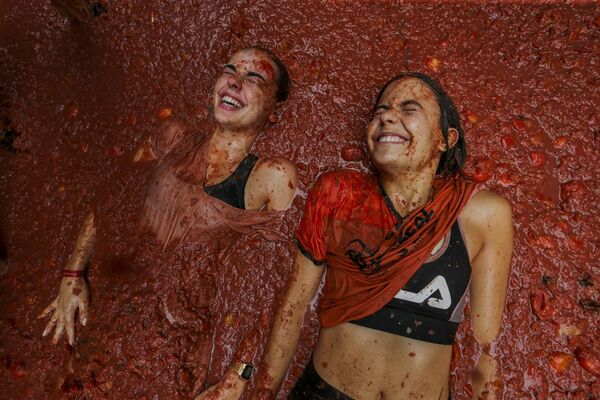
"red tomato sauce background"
1,1,599,399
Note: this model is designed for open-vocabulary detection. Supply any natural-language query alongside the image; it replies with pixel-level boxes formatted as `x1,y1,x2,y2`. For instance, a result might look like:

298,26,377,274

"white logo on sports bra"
394,275,452,310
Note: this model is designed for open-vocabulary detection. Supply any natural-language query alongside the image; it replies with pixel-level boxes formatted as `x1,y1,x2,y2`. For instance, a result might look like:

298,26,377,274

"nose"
380,109,398,125
227,74,242,91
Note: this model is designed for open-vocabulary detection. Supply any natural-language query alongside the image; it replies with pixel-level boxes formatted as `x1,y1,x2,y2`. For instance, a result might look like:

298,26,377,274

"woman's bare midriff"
313,323,453,400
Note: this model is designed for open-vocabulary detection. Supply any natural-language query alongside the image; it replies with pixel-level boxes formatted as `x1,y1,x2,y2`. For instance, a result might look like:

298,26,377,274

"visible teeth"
221,95,242,108
379,135,407,143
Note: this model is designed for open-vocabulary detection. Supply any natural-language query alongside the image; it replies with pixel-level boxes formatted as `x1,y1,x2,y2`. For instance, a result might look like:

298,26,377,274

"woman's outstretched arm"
251,251,324,399
465,191,513,400
193,251,323,400
38,211,96,345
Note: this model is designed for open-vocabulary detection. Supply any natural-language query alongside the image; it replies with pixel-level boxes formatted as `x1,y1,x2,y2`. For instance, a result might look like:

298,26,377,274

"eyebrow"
375,99,423,111
224,64,267,82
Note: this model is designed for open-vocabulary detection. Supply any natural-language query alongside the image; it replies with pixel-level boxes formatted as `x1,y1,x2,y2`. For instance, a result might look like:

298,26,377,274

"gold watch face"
233,361,253,380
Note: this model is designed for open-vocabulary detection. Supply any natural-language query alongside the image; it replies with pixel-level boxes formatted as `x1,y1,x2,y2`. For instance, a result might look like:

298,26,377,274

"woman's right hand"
193,371,246,400
38,277,89,346
194,326,265,400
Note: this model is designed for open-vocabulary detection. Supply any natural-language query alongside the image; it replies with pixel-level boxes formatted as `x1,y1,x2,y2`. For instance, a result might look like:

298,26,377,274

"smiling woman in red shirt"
249,73,513,400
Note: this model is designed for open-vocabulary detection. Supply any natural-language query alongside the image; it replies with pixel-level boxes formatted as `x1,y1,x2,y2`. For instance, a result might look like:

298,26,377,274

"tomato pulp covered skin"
1,1,599,399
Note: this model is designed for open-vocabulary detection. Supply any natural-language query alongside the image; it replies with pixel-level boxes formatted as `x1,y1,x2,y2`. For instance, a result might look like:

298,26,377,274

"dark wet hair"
245,46,291,102
374,72,467,175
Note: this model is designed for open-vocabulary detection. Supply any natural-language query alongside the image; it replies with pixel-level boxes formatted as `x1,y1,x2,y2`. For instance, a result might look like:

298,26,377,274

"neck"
209,124,260,163
379,167,437,216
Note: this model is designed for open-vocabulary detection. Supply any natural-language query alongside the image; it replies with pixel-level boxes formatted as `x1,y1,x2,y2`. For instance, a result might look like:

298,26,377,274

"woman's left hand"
471,352,498,400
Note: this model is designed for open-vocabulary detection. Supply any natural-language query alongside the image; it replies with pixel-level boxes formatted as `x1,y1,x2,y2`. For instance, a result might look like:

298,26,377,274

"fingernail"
82,317,87,326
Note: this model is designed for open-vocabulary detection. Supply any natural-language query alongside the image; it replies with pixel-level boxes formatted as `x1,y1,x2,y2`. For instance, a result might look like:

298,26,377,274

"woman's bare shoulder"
255,156,296,175
461,189,513,242
463,189,511,220
250,156,298,211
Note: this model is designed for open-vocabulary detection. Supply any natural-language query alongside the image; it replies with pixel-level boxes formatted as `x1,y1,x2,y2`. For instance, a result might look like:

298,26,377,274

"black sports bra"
203,154,258,209
350,221,471,345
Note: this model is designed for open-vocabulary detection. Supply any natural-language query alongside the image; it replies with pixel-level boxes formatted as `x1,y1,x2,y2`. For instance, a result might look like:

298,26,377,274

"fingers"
66,315,75,346
42,313,58,337
38,300,57,319
40,295,90,345
52,319,65,344
193,385,213,400
78,298,88,326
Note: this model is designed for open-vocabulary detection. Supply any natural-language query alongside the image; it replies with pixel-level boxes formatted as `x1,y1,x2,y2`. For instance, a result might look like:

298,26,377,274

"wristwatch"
232,360,254,380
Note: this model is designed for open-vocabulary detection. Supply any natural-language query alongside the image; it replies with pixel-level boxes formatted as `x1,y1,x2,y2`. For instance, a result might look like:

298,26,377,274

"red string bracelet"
62,269,85,278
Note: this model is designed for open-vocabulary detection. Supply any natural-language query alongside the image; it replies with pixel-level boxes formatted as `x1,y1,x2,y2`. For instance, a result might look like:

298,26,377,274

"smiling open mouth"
221,95,244,109
377,134,409,144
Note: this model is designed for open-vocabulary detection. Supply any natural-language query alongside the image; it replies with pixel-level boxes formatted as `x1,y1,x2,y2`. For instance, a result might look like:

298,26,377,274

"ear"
268,100,286,125
444,128,459,151
268,112,278,124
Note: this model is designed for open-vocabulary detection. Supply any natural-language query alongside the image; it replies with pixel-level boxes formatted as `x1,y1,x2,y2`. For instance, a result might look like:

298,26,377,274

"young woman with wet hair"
38,46,297,394
244,73,513,400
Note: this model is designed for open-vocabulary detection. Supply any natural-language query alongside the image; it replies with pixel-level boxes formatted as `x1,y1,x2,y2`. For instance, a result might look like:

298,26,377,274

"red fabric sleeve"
294,173,338,265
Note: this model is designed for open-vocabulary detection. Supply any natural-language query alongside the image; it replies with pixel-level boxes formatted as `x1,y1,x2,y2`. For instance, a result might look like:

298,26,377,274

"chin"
214,109,237,123
217,117,255,132
371,151,397,167
372,154,412,173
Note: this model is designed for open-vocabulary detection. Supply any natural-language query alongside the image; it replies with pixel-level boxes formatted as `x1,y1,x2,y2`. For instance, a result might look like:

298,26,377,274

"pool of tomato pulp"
0,1,599,399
